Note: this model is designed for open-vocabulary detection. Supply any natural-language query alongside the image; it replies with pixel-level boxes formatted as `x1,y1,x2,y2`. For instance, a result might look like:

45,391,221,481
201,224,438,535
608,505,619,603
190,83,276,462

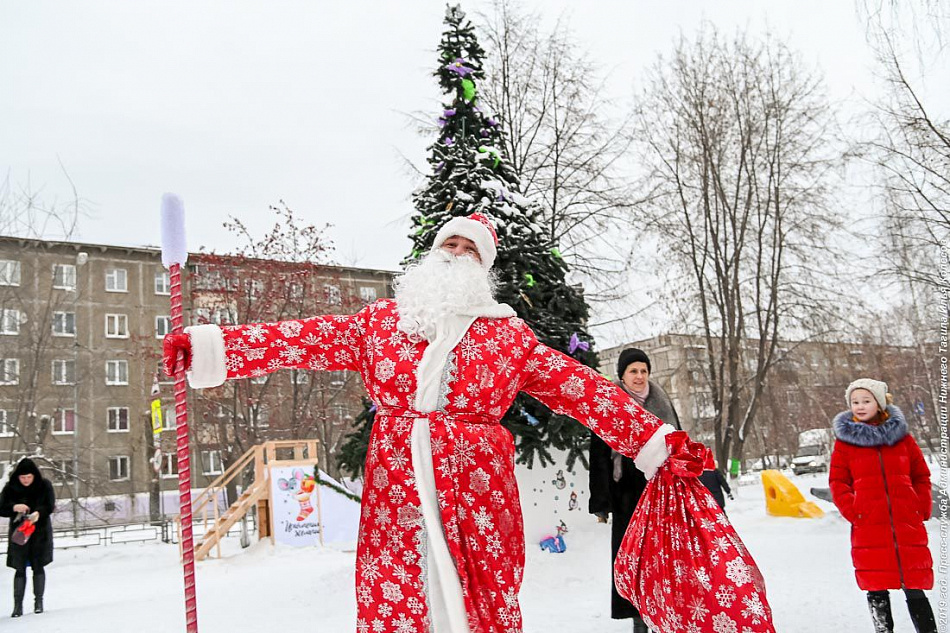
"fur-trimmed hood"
833,405,907,447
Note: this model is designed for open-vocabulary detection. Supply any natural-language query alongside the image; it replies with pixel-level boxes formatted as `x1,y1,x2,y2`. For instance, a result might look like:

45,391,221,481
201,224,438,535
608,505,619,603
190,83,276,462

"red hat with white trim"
431,212,498,269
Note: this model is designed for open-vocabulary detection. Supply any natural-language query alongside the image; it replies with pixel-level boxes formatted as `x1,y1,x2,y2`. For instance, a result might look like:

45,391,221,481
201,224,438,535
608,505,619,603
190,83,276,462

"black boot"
907,595,937,633
867,591,894,633
632,616,650,633
11,574,25,618
33,570,45,614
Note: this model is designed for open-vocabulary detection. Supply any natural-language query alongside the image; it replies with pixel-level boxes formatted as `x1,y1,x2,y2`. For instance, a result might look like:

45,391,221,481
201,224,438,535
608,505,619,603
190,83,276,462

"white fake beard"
394,249,497,341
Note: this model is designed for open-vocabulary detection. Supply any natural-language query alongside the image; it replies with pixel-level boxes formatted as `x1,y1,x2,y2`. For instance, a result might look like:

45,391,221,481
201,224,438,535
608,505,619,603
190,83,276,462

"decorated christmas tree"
339,4,599,475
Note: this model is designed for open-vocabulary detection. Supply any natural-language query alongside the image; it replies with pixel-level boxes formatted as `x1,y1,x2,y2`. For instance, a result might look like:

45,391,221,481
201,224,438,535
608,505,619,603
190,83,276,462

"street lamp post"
71,252,87,534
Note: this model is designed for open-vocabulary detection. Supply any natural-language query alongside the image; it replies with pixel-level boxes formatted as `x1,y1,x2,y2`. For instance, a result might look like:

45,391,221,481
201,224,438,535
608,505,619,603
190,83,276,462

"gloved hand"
12,504,29,514
162,333,192,378
26,512,39,524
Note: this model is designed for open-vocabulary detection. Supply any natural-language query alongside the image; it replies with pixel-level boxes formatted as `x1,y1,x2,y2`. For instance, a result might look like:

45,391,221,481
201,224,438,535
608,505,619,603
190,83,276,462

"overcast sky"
2,1,945,343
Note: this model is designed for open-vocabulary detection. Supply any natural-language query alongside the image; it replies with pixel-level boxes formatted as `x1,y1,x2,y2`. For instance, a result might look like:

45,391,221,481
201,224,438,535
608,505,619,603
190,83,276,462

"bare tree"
0,171,102,526
849,6,950,467
0,166,85,241
187,203,368,487
858,5,950,296
476,0,637,300
632,25,845,467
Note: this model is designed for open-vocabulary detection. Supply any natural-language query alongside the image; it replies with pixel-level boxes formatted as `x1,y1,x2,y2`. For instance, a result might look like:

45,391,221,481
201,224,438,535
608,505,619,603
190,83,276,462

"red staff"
161,193,199,632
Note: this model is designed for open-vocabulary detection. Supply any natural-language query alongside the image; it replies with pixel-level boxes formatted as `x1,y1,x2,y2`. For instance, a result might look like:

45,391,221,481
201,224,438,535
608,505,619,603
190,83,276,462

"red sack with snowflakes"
614,431,775,633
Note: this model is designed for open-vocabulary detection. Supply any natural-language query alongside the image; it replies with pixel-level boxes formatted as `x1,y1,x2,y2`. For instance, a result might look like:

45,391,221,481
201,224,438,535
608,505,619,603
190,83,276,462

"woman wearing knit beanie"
829,379,936,632
588,348,680,633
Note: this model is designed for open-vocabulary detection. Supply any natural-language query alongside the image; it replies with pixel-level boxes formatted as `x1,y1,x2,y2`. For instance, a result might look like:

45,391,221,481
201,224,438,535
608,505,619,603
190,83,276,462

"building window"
51,359,76,385
0,359,19,385
249,373,268,385
161,453,178,478
250,407,269,430
52,409,76,435
105,314,129,338
0,260,21,286
692,392,715,419
0,309,19,335
245,280,264,300
214,308,234,326
48,459,75,485
154,270,171,295
332,403,348,425
52,311,76,337
325,284,342,306
105,268,128,292
162,406,177,431
52,264,77,290
329,370,346,388
107,407,130,432
200,450,223,476
359,286,377,303
105,360,129,385
109,456,130,481
155,316,171,338
289,283,304,300
192,307,211,325
0,410,13,437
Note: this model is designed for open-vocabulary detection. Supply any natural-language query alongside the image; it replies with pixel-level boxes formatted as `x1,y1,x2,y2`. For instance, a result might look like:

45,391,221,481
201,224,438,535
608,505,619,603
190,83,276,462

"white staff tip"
161,193,188,268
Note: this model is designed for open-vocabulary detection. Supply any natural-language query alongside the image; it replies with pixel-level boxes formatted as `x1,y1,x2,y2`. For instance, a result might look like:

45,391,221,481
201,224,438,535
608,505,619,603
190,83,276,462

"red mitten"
162,333,191,378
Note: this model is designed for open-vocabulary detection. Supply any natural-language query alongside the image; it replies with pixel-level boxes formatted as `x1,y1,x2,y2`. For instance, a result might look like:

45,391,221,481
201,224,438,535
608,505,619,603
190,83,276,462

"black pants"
13,565,45,580
13,564,45,597
868,588,928,601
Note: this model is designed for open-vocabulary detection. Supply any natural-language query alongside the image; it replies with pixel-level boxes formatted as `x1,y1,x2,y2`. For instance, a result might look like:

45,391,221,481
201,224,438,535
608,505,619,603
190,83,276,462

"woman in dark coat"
830,379,936,633
588,348,680,633
0,458,55,617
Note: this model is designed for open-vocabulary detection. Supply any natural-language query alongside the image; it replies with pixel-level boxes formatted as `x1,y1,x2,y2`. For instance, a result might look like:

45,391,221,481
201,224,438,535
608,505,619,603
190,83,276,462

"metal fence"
0,512,258,557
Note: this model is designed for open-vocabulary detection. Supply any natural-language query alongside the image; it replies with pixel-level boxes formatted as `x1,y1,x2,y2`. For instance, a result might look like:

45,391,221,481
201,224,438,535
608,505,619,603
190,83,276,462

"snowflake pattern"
214,299,771,633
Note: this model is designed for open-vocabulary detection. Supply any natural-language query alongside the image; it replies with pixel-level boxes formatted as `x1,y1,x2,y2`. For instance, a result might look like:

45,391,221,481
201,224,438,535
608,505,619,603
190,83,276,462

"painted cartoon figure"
552,470,566,490
539,520,569,553
295,476,316,521
278,469,317,522
568,491,578,511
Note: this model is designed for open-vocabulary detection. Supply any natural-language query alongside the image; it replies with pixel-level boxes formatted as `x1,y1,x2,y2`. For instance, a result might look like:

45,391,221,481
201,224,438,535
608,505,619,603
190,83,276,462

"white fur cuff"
184,324,227,389
634,424,676,480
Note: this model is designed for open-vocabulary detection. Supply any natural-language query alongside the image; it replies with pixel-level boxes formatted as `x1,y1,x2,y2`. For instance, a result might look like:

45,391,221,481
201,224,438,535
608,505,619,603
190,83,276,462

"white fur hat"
430,212,498,269
846,378,888,411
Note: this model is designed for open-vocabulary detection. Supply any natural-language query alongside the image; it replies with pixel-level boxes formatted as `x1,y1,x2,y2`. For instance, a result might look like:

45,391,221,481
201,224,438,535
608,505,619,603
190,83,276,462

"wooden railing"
176,439,321,561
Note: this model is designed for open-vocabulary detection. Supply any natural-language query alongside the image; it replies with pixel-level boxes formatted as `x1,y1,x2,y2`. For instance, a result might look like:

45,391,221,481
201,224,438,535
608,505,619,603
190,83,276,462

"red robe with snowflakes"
185,299,774,633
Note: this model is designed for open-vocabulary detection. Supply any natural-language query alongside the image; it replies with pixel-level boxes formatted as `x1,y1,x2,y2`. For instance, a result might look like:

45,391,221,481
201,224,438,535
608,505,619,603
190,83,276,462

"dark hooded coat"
0,459,55,569
829,406,932,591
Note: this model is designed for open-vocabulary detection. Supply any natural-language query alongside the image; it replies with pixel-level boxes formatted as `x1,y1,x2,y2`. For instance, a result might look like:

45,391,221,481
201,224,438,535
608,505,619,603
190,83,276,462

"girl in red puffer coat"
829,378,936,633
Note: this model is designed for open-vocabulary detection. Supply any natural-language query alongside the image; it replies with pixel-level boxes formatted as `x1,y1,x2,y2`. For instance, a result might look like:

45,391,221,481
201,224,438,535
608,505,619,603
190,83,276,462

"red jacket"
829,406,932,591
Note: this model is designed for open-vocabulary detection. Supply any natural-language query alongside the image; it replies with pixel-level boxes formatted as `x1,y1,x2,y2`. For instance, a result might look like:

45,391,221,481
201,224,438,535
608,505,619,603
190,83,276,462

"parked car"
792,428,833,475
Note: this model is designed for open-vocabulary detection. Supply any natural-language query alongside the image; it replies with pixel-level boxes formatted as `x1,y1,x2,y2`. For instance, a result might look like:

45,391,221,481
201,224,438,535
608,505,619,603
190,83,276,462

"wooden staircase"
176,439,321,561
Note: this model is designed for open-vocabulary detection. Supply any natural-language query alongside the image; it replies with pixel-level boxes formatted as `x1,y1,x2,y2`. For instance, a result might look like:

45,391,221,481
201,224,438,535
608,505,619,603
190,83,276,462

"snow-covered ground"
0,468,946,632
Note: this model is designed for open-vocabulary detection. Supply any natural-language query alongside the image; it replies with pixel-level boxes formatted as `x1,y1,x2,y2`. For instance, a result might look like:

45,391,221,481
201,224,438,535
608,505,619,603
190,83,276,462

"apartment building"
0,236,395,513
600,333,937,463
